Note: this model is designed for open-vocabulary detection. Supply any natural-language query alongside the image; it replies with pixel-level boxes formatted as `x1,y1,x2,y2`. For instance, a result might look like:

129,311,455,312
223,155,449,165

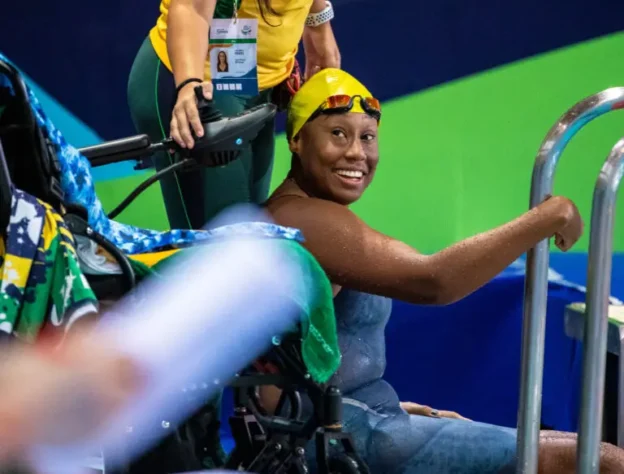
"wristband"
175,78,203,96
305,1,334,27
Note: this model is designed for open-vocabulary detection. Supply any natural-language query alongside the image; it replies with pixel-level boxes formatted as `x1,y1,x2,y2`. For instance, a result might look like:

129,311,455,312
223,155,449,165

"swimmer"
264,68,623,473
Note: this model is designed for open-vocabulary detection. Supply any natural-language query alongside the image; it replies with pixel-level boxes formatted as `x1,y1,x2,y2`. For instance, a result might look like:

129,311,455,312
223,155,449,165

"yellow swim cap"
287,68,374,139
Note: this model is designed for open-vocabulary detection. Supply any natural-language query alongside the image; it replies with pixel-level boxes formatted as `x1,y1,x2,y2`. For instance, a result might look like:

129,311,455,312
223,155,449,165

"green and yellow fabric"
0,188,97,342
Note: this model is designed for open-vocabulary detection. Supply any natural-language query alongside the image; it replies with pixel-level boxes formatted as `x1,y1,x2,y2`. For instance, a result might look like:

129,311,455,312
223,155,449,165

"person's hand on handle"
170,80,213,149
547,196,583,251
167,0,218,147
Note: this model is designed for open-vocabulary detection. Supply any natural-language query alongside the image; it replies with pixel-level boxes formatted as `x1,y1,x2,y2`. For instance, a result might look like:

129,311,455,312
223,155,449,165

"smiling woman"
282,72,380,205
264,68,624,473
288,108,379,204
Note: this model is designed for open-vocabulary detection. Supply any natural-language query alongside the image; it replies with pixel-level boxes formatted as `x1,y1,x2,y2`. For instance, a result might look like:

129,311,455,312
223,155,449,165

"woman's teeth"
336,169,364,179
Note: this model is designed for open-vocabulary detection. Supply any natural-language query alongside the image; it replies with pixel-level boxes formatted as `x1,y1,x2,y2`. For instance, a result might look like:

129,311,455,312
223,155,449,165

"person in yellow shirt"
127,0,340,230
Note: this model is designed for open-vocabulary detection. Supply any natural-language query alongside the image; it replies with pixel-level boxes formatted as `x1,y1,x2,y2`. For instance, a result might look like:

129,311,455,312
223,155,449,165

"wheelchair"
0,55,369,474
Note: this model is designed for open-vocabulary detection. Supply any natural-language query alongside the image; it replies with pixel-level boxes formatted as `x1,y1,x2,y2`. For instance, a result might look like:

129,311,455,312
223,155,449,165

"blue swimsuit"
312,289,518,474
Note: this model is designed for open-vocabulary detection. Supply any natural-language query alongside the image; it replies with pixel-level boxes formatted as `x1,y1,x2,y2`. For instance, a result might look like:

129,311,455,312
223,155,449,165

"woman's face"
290,112,379,205
218,52,226,64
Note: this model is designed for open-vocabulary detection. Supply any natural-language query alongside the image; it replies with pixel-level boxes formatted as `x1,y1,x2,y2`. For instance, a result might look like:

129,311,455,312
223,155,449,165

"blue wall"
1,0,623,141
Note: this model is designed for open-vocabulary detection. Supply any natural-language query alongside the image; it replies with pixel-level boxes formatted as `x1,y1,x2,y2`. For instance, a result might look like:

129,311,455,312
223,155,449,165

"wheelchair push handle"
194,83,212,107
79,89,277,219
194,83,209,104
82,95,277,169
184,85,277,167
194,84,223,125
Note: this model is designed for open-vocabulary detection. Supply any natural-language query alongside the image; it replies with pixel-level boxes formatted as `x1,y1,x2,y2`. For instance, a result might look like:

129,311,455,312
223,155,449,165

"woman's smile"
334,167,367,187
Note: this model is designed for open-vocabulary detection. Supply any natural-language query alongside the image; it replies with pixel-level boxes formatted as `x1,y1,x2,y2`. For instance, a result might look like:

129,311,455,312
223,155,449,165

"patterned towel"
0,188,97,342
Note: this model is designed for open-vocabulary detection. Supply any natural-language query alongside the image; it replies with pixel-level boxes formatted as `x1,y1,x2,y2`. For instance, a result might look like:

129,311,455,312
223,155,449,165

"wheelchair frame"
226,334,368,474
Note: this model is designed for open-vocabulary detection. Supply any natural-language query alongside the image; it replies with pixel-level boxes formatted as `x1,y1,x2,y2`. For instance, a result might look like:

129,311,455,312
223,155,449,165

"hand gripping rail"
517,87,624,474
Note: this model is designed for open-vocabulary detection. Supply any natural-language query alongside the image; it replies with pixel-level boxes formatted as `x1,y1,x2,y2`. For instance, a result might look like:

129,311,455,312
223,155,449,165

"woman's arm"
168,0,216,86
167,0,217,148
309,0,329,13
302,0,341,79
270,196,582,305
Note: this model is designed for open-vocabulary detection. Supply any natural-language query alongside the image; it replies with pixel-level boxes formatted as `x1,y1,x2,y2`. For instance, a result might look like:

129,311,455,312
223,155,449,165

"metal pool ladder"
575,137,624,474
516,87,624,474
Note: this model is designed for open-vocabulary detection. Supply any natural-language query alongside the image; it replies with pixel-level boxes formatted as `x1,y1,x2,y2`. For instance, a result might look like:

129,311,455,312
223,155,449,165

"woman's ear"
288,135,301,154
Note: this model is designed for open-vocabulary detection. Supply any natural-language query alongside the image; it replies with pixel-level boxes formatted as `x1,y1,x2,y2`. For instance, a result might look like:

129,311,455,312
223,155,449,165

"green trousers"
127,37,276,230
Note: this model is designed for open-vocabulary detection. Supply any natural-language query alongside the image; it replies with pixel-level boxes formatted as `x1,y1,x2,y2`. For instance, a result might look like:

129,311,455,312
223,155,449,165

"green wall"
96,32,624,253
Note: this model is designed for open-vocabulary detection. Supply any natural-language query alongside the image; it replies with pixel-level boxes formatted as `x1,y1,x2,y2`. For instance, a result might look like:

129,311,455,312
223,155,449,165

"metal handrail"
576,138,624,474
517,88,624,474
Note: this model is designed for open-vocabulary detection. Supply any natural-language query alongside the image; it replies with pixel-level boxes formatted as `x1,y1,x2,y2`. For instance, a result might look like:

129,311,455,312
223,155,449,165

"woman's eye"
362,133,376,141
331,129,346,138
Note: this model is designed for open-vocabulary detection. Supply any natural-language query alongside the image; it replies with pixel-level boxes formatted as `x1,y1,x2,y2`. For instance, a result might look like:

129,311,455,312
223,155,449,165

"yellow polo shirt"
150,0,312,92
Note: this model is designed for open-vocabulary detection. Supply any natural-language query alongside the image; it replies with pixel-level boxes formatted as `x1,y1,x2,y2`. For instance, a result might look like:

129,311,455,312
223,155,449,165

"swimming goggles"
308,94,382,123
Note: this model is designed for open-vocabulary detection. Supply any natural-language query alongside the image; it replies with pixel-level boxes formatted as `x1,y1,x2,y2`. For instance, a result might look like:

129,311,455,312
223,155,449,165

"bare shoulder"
267,195,359,230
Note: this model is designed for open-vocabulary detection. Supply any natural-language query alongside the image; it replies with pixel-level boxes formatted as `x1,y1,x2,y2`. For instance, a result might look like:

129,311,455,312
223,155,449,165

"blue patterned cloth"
0,52,303,254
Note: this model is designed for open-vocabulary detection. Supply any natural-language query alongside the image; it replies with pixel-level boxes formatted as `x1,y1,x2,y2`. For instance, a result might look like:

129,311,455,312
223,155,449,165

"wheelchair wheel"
328,453,364,474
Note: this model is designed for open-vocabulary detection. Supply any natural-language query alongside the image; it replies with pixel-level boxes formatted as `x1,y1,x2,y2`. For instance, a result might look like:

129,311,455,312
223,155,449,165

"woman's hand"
548,196,583,251
302,23,341,81
400,402,471,421
167,0,217,147
170,80,213,149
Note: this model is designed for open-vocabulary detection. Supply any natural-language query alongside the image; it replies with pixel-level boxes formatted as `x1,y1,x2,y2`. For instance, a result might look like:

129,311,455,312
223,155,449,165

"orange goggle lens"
307,95,382,124
324,94,381,114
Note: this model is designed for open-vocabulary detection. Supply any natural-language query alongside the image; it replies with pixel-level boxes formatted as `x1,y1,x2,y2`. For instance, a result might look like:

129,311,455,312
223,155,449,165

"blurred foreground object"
0,206,305,473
